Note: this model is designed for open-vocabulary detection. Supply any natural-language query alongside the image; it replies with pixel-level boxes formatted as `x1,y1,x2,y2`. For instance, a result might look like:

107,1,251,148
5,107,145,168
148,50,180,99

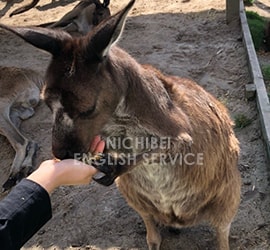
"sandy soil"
0,0,270,249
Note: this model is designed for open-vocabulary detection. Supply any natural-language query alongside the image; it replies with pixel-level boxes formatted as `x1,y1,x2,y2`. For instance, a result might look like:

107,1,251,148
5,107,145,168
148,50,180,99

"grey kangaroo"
40,0,111,36
0,0,241,249
0,66,43,190
9,0,110,19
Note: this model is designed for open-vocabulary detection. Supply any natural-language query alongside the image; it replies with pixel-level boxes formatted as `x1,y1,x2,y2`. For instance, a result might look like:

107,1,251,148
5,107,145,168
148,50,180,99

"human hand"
27,136,105,193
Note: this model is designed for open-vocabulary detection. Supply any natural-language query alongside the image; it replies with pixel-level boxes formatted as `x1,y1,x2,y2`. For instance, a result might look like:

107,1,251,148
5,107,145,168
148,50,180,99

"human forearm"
0,179,52,250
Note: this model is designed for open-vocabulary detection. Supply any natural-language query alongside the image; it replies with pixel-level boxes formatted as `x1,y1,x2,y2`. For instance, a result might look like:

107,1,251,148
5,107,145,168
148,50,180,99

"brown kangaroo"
0,66,44,190
9,0,110,19
0,0,241,249
40,0,111,36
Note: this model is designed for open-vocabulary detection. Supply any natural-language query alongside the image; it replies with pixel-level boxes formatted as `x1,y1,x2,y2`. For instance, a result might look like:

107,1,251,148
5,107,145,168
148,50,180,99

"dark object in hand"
90,153,126,186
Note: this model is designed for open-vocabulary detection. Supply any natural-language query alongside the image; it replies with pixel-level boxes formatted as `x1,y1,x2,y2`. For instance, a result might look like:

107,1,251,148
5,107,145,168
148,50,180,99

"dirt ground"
0,0,270,249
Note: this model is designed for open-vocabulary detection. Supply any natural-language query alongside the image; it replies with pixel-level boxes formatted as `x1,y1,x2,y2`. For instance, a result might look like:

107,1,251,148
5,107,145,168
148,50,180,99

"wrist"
27,160,61,193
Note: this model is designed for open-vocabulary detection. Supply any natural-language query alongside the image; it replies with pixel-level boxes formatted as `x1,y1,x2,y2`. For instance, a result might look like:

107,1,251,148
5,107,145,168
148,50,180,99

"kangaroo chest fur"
100,92,232,228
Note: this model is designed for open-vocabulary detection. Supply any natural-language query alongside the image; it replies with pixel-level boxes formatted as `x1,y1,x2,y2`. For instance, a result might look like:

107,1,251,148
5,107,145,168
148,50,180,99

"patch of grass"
244,0,255,6
234,114,252,129
262,65,270,97
246,11,267,50
246,10,265,22
262,65,270,81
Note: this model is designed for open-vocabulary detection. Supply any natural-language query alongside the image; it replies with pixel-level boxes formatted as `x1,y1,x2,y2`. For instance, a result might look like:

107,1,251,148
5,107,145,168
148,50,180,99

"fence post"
226,0,240,23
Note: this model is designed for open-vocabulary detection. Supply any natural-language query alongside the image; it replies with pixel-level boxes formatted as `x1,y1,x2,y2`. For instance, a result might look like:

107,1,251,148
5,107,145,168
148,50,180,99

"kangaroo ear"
103,0,110,7
86,0,135,59
0,24,71,55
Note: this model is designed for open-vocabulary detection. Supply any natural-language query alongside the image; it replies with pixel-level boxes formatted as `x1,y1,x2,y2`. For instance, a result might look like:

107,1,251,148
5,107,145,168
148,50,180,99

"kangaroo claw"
91,153,123,186
78,152,137,186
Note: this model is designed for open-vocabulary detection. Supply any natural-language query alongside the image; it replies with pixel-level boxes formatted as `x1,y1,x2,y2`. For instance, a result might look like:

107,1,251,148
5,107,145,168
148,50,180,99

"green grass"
246,11,267,50
262,65,270,97
234,114,252,129
244,0,255,6
262,65,270,81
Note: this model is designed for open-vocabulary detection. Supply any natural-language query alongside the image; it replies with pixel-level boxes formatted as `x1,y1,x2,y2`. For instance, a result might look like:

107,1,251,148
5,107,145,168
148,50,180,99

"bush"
262,65,270,81
246,11,267,50
244,0,255,6
262,65,270,97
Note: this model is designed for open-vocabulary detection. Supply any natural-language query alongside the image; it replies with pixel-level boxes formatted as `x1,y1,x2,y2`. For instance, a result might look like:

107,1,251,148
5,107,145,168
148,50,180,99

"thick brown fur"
0,0,241,248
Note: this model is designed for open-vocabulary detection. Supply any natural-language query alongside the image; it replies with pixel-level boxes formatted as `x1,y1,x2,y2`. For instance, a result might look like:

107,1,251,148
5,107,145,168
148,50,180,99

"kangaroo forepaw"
2,176,17,192
2,141,39,192
93,173,116,186
2,171,25,192
91,153,125,186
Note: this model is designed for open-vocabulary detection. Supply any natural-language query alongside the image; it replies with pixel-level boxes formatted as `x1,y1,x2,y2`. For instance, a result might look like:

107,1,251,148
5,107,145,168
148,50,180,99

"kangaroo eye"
79,104,96,119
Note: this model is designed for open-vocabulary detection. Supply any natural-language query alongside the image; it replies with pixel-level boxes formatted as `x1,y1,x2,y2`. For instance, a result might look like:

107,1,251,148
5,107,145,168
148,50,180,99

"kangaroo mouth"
76,152,103,165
